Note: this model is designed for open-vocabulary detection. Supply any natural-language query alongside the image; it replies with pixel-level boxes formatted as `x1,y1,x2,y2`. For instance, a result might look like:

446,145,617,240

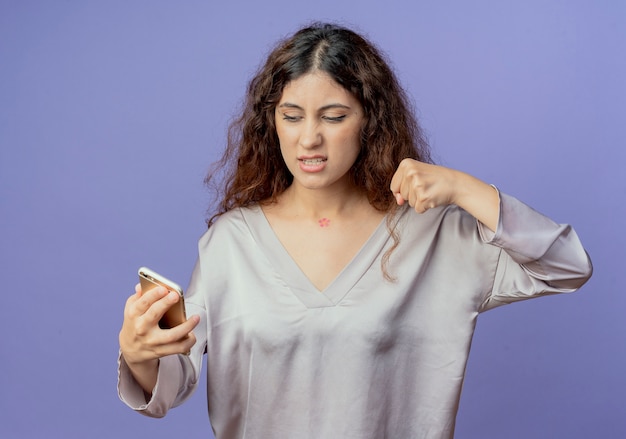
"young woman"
118,23,592,438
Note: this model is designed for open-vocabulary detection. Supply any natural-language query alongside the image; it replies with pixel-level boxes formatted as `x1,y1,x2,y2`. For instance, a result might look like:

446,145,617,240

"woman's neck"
273,182,371,220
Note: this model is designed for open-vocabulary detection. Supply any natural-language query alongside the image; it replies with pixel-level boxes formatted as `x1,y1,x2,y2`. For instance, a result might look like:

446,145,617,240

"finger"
127,286,170,321
400,180,425,213
141,290,182,325
168,331,198,356
123,283,146,311
394,193,405,205
389,166,402,195
407,187,421,212
408,182,432,213
163,315,200,343
390,171,408,206
390,157,415,192
152,316,199,357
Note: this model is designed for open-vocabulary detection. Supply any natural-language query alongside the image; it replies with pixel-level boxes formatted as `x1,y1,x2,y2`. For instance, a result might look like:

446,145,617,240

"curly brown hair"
206,22,431,226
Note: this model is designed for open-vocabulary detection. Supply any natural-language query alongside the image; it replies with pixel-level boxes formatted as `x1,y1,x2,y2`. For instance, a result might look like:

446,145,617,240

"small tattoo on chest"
318,218,331,228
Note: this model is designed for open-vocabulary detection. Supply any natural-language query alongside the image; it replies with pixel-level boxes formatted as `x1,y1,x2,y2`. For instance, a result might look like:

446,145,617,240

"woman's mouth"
301,158,326,165
298,157,327,172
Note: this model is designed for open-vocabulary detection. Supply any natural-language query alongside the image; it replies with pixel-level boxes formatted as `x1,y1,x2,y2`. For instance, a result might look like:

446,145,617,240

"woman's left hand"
390,158,461,213
390,158,500,232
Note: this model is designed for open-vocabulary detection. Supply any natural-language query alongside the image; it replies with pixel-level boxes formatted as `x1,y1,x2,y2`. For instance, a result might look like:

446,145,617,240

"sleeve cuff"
477,188,567,265
117,352,183,418
476,184,501,244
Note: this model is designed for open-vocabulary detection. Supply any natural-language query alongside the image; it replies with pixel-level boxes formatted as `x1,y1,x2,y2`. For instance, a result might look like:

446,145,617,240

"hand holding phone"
138,267,187,329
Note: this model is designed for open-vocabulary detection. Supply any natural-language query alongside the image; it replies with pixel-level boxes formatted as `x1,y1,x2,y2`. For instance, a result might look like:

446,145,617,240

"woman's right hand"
119,283,199,394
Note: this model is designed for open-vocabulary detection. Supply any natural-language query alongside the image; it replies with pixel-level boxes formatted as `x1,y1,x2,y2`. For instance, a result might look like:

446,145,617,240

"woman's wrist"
123,355,160,396
451,171,500,232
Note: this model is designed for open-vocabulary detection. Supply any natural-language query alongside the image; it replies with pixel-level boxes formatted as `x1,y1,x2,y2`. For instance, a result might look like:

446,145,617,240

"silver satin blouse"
118,191,592,438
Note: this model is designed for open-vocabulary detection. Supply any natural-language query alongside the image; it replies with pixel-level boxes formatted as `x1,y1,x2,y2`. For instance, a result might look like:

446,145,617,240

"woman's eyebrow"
277,102,351,111
319,103,351,111
277,102,303,110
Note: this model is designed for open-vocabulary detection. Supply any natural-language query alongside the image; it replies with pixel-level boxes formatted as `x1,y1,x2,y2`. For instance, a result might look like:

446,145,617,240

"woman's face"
275,71,364,192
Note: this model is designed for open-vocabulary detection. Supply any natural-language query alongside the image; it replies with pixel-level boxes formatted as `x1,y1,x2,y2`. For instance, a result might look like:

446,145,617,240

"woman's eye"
282,114,301,122
323,115,347,123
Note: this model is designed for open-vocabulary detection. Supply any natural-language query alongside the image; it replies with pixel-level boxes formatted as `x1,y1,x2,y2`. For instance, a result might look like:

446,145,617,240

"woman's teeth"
302,158,325,165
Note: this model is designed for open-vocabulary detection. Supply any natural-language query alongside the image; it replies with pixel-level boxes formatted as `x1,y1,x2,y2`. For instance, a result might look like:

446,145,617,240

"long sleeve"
117,260,208,418
478,191,592,311
117,352,192,417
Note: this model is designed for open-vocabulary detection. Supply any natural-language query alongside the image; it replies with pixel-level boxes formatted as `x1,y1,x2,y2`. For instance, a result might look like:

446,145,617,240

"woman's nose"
299,120,322,149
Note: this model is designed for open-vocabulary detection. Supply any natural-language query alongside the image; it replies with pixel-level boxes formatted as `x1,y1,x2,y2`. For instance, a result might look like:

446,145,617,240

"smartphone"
138,266,187,329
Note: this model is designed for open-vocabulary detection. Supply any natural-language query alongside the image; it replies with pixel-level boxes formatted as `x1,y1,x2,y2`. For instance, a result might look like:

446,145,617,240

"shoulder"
208,204,263,231
199,205,262,246
393,203,498,259
391,205,502,281
395,203,478,238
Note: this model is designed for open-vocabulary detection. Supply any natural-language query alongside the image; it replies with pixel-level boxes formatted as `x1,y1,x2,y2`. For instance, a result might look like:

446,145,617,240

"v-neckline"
240,205,394,308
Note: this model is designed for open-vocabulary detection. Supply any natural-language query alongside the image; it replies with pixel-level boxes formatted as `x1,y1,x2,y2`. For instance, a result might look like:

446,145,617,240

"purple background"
1,1,624,438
